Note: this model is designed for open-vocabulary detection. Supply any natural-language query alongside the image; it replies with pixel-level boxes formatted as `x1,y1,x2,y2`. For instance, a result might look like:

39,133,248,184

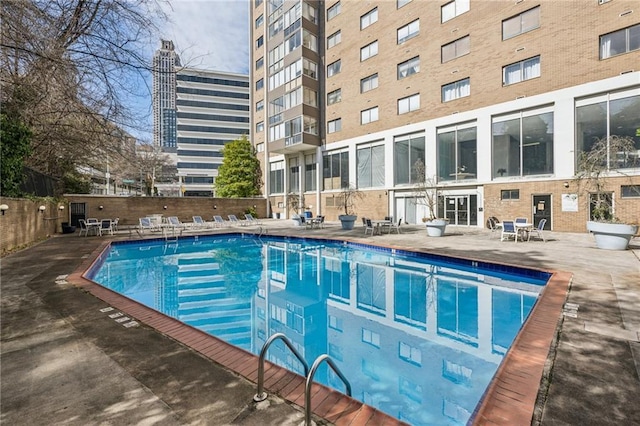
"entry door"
532,195,551,229
442,195,477,226
70,202,86,227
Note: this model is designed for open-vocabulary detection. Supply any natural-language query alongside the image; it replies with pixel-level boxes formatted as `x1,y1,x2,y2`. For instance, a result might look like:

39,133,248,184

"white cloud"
159,0,249,74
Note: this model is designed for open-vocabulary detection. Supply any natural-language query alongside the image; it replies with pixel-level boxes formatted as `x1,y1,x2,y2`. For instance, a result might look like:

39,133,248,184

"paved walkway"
1,220,639,425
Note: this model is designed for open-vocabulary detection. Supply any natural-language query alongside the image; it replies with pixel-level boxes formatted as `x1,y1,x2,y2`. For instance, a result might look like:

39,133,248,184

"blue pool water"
88,234,548,425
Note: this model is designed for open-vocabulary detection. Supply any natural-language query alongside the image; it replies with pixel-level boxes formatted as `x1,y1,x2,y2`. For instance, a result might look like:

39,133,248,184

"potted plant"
337,183,363,230
574,135,639,250
413,159,447,237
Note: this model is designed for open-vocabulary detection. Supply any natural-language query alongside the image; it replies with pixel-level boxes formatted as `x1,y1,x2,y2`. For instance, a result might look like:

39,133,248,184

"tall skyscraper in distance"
152,39,181,153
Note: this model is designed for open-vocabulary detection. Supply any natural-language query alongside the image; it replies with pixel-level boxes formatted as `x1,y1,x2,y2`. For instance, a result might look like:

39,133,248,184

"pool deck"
1,220,639,425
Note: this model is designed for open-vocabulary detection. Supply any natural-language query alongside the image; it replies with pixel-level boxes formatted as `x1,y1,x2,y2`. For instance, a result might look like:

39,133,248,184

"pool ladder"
253,333,352,426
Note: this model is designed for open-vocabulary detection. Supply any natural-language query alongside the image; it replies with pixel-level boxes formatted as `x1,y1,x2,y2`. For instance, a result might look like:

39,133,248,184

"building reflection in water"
94,236,545,426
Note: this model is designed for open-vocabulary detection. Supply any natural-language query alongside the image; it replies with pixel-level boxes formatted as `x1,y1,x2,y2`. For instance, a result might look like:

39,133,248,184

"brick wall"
0,198,64,256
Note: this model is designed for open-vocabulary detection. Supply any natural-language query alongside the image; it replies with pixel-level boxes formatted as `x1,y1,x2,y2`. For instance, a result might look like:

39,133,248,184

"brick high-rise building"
250,0,639,231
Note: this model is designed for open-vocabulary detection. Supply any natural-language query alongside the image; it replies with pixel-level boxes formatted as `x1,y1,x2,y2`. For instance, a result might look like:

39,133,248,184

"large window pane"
522,112,554,175
438,131,456,181
394,135,425,185
357,144,385,188
492,119,521,178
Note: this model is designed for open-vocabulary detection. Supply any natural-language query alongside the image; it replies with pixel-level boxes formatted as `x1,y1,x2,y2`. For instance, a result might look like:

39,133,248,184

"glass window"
397,0,412,8
398,19,419,44
289,157,299,193
255,56,264,69
255,14,264,28
357,143,385,188
361,106,379,124
600,24,640,59
398,94,420,114
323,150,349,190
441,36,470,63
501,189,519,200
328,89,342,105
442,78,470,102
576,91,640,170
327,59,341,77
256,35,264,48
328,118,342,134
437,125,477,182
327,30,341,49
502,6,540,40
441,0,470,23
302,2,317,24
303,58,317,79
256,121,264,132
361,73,379,92
302,29,317,52
503,56,540,85
269,161,284,194
256,100,264,111
394,133,425,185
621,185,640,198
398,56,420,79
361,8,378,29
305,154,317,191
327,1,341,20
360,41,378,61
255,78,264,90
492,109,554,178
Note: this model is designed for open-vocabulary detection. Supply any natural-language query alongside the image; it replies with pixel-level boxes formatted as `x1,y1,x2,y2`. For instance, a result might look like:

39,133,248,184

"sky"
158,0,250,74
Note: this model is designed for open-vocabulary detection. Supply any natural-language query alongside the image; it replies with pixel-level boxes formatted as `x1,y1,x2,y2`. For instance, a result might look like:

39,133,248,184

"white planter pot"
586,221,638,250
425,219,447,237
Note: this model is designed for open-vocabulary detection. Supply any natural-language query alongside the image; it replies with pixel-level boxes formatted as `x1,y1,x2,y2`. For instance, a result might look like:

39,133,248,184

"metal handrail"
253,333,309,402
304,354,351,426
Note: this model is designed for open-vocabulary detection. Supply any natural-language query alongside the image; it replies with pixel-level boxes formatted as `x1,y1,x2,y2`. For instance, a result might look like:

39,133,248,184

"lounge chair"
192,215,213,228
166,216,187,229
138,217,157,233
213,215,227,228
500,220,518,241
244,213,263,225
228,214,247,226
531,218,547,242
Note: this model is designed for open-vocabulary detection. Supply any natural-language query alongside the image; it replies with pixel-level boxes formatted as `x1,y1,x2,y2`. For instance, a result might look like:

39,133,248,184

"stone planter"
425,219,447,237
338,214,358,230
587,221,638,250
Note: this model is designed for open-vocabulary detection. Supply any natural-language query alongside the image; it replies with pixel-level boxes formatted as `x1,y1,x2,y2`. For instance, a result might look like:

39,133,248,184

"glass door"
441,195,477,226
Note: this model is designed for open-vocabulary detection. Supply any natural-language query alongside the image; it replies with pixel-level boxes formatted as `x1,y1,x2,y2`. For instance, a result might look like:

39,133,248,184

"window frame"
501,189,520,200
502,6,540,40
327,59,341,77
327,88,342,105
397,56,420,79
441,0,470,23
397,19,420,44
441,35,470,63
600,23,640,59
327,1,341,21
360,7,378,30
361,73,379,93
361,106,379,125
327,118,342,134
360,40,379,61
398,93,420,114
502,55,541,85
327,30,341,49
441,78,470,102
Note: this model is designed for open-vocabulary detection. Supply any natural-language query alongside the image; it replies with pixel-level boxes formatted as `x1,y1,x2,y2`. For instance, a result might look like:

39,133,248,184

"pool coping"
67,233,571,426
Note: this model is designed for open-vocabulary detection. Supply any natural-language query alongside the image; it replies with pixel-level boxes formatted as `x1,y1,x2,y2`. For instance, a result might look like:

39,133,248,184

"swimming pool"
88,234,549,425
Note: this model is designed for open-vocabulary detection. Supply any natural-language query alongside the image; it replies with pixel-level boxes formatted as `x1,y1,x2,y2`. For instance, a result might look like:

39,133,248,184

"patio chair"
228,214,247,226
166,216,187,229
500,220,518,241
388,217,402,234
78,219,89,237
99,219,114,236
531,219,547,242
515,217,528,224
112,217,119,232
364,218,376,236
487,217,501,238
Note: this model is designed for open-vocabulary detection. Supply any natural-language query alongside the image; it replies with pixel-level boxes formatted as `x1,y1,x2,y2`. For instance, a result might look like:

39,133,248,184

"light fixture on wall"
0,204,8,215
59,205,65,210
213,205,217,209
98,205,104,210
563,182,570,188
38,205,46,213
163,205,167,210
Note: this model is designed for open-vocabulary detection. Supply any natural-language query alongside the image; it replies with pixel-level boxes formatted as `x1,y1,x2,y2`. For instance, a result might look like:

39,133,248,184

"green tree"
215,135,262,198
0,113,32,197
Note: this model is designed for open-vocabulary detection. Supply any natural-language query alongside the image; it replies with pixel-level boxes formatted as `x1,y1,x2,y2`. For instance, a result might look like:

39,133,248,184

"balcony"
269,132,321,154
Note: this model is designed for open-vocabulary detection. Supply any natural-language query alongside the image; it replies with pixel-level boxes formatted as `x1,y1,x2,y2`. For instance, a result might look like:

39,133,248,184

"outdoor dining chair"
98,219,114,236
500,220,518,241
531,219,547,242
